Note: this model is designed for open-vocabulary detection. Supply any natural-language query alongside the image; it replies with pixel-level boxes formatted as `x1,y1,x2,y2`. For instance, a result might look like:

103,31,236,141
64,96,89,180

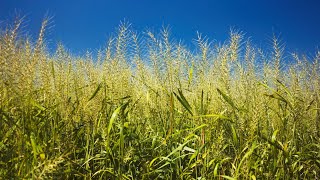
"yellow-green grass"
0,18,319,179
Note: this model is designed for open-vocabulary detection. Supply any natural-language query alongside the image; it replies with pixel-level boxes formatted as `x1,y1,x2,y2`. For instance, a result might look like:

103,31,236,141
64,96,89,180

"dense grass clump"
0,18,319,179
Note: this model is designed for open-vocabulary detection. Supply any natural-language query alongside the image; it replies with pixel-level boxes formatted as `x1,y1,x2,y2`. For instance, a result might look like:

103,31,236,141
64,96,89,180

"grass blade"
174,89,193,116
88,83,102,101
217,88,239,111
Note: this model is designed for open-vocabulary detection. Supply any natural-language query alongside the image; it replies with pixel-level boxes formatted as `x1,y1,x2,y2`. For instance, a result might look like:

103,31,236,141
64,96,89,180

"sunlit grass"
0,17,319,179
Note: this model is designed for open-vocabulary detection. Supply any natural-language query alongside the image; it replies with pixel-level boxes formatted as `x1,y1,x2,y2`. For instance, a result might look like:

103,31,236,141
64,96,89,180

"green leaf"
108,105,122,135
259,82,293,109
214,163,220,177
30,133,38,161
88,83,102,101
188,144,204,165
31,99,46,111
217,88,239,111
231,124,238,147
174,89,193,116
193,114,230,120
220,175,237,180
271,130,279,143
236,142,257,176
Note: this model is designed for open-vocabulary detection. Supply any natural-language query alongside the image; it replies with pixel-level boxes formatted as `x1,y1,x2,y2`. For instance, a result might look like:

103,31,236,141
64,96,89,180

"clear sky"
1,0,320,55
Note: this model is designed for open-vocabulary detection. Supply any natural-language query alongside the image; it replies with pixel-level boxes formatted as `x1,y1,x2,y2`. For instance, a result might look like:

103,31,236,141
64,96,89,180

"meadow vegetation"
0,17,320,179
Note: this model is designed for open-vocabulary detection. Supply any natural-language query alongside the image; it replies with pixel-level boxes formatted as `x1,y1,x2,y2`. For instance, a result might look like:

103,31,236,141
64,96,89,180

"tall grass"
0,17,319,179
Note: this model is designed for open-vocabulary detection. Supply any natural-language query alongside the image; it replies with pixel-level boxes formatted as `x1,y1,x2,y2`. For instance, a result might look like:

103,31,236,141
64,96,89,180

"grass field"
0,18,319,179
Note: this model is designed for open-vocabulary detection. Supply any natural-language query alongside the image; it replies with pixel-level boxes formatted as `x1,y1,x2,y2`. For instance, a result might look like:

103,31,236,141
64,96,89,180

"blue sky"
1,0,320,55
